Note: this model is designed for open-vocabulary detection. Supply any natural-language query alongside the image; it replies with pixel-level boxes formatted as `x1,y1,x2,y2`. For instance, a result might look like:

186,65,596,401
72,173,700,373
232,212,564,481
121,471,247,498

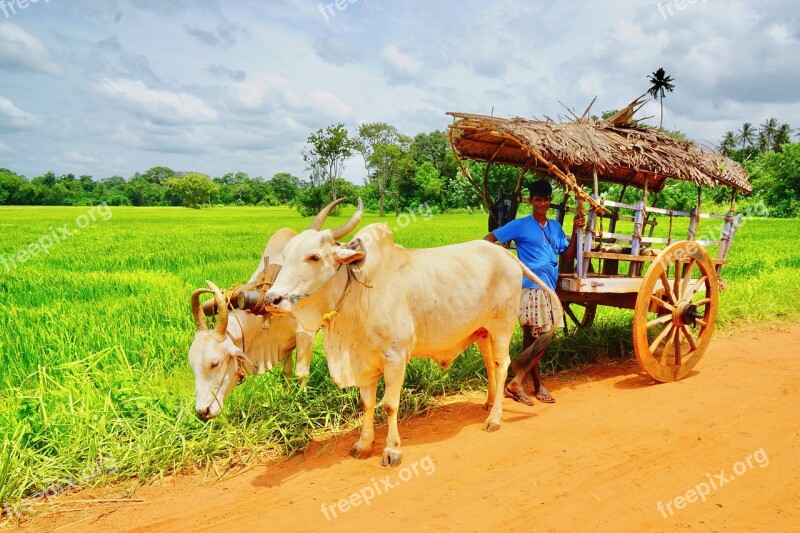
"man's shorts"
518,288,563,336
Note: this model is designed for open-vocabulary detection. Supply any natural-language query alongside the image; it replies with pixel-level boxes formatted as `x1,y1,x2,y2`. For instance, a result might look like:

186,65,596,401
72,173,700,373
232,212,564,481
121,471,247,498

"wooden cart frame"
447,99,752,382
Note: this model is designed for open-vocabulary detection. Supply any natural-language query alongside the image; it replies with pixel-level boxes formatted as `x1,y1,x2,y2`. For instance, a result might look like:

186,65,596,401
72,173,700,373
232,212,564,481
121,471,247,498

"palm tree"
759,117,779,147
756,131,770,152
738,122,756,148
647,68,676,128
718,131,738,156
773,123,794,151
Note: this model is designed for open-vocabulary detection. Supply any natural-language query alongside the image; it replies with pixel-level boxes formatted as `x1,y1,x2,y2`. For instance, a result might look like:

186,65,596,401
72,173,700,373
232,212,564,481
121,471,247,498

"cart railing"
550,196,742,281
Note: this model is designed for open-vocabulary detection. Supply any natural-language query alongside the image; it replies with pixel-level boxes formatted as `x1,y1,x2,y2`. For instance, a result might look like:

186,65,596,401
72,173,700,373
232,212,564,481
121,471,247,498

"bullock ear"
229,345,254,367
333,247,366,264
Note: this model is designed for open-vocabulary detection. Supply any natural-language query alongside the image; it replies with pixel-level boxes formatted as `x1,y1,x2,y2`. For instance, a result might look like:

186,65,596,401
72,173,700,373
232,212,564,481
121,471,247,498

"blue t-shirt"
493,216,569,290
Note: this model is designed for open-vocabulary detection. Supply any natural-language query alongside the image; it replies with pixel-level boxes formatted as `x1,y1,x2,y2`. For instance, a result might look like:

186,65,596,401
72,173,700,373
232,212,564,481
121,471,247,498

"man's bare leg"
531,364,555,403
505,325,538,406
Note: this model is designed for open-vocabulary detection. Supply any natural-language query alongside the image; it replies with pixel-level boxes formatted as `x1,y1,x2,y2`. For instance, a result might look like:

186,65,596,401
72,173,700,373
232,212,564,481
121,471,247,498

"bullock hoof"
482,418,501,432
349,442,373,460
381,448,403,467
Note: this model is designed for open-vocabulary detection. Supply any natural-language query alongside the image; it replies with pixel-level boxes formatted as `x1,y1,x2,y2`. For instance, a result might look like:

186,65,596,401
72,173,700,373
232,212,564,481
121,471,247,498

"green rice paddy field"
1,205,799,512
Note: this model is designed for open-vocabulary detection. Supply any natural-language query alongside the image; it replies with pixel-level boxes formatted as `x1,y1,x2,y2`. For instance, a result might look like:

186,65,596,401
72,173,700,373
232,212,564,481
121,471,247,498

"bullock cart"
447,98,752,382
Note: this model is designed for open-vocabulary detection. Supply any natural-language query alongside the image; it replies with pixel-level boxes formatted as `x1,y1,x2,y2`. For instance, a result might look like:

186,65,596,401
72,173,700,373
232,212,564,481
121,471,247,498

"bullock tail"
503,251,565,364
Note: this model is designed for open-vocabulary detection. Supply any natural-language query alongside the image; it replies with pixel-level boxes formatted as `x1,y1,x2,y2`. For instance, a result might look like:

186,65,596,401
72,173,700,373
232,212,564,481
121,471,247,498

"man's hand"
573,212,586,232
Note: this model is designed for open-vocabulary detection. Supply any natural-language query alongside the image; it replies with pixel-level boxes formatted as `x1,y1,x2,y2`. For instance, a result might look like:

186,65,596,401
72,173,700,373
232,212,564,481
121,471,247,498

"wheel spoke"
695,318,708,328
650,322,674,354
680,324,698,351
647,313,673,329
659,327,676,366
673,261,683,301
659,272,676,305
673,326,682,365
649,294,674,311
679,258,697,299
694,297,711,307
685,275,708,300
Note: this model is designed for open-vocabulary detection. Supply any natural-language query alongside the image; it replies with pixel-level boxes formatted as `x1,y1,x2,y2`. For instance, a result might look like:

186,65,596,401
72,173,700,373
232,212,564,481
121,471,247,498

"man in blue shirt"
484,179,584,406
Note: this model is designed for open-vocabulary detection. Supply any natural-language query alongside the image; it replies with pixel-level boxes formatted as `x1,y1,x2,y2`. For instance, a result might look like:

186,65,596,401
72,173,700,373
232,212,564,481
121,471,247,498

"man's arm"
483,232,498,243
561,212,586,263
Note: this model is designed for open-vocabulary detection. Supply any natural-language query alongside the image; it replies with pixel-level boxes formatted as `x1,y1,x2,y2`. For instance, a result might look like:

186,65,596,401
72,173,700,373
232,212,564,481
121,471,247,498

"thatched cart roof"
447,98,752,202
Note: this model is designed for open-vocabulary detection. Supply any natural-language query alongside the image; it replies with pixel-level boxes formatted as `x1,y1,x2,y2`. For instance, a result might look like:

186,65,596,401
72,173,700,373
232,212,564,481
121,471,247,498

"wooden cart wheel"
633,241,719,382
563,302,597,334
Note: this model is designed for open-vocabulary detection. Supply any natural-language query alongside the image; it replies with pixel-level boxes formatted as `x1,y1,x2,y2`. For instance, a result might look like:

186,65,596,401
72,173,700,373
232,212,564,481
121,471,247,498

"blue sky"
0,0,798,183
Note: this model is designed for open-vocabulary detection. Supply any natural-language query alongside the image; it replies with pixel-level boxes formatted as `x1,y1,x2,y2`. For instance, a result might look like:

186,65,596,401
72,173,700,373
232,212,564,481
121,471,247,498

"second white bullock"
190,199,345,419
263,199,562,466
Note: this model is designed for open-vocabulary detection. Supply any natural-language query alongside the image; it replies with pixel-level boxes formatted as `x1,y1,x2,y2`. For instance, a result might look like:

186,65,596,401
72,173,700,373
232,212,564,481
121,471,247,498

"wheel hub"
674,300,704,327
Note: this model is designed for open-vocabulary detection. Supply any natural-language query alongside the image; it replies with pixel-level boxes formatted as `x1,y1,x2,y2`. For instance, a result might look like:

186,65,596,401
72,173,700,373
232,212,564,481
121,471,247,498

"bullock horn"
206,280,229,339
191,288,213,331
329,198,364,240
307,197,348,231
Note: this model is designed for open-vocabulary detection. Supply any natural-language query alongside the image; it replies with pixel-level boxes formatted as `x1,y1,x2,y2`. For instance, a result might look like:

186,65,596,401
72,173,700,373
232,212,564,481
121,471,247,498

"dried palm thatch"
447,97,751,213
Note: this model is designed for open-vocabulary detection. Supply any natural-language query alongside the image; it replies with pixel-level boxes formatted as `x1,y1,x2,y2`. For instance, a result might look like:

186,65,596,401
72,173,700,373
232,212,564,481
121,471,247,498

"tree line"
1,120,798,217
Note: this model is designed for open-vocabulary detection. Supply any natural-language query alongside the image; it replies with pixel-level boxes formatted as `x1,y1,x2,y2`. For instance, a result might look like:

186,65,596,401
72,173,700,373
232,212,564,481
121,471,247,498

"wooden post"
609,182,627,234
580,198,595,278
716,211,734,275
592,166,599,197
689,185,702,240
630,198,644,277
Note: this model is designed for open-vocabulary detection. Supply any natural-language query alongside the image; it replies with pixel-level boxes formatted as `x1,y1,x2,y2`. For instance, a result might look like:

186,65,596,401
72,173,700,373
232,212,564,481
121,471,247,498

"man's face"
530,195,552,218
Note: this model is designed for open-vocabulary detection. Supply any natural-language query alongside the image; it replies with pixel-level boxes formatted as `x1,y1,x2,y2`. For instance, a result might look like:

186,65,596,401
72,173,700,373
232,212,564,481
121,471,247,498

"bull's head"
189,280,248,419
265,199,365,322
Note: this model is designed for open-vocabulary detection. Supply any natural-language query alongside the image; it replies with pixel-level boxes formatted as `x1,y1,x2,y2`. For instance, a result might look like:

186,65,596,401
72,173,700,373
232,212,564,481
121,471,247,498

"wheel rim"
563,302,597,334
633,241,719,382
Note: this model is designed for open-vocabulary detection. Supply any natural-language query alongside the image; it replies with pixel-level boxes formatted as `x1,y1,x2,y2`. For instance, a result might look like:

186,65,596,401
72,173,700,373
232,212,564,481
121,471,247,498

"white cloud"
232,74,301,110
63,151,101,165
0,96,41,130
0,140,13,153
0,22,63,76
381,45,422,82
97,79,218,124
309,90,353,121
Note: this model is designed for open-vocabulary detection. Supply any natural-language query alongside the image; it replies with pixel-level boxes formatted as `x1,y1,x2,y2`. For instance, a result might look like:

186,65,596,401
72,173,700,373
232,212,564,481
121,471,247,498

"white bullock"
262,199,562,466
189,199,345,419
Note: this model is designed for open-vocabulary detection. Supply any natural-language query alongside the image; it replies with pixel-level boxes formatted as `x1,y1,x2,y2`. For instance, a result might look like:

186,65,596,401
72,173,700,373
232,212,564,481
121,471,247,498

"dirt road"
16,323,800,532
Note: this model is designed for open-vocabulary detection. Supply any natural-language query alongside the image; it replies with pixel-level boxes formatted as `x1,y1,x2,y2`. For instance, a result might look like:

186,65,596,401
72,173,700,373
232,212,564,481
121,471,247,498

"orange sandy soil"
9,323,800,532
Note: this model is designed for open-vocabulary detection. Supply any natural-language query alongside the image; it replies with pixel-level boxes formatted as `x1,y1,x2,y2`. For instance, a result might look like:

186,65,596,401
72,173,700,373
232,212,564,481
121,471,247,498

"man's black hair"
528,179,553,198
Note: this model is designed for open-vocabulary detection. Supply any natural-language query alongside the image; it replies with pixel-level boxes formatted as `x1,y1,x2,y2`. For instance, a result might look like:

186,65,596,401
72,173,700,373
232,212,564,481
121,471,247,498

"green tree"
302,123,355,206
773,123,794,152
738,122,756,148
719,131,738,156
759,117,779,148
745,142,800,217
412,161,442,206
356,122,411,216
0,168,32,205
165,172,218,208
269,173,301,204
125,175,165,206
136,166,175,184
647,67,675,128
